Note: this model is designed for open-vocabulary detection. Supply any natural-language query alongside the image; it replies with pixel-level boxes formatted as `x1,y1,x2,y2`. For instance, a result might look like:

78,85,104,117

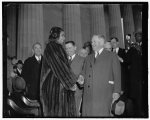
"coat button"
88,85,90,88
89,75,91,77
90,64,92,67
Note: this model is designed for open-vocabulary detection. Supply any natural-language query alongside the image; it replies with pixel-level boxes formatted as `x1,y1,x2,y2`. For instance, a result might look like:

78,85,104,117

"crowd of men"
6,31,146,117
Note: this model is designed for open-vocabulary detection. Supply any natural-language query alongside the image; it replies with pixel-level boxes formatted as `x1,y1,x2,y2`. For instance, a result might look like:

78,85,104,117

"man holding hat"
126,31,144,117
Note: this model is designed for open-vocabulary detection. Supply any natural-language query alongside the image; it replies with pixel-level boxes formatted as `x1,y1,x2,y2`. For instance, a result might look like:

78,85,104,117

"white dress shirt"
69,54,76,61
17,68,22,74
35,55,41,61
95,48,104,58
113,47,119,54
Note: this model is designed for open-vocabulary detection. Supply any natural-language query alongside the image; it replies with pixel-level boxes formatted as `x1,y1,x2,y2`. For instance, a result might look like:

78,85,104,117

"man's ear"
32,49,34,55
117,42,119,46
74,46,77,51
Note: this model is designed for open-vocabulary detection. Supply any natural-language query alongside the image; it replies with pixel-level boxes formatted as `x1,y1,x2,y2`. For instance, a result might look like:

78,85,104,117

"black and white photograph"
2,1,148,118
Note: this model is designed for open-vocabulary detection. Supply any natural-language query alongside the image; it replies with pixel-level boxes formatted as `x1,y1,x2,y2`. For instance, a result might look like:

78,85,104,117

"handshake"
70,75,84,91
77,75,84,85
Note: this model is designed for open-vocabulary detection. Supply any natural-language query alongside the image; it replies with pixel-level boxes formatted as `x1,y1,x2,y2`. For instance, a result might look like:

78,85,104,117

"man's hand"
70,84,77,91
77,75,84,85
112,93,120,103
118,56,123,63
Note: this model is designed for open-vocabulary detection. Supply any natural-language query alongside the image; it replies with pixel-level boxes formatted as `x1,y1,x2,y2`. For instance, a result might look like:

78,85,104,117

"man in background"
104,41,112,52
110,37,127,95
65,41,85,116
21,42,42,101
126,31,144,117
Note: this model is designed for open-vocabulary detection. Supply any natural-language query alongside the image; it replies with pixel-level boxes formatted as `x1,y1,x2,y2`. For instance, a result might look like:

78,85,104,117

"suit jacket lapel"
95,49,106,61
90,53,95,66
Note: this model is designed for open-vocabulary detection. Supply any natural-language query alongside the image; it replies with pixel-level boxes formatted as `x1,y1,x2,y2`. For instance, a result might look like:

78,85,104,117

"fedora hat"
13,76,26,92
111,99,125,116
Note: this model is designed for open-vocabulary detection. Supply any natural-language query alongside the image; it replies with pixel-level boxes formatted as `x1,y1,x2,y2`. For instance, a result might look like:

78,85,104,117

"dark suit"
81,49,121,117
70,54,84,116
126,45,143,116
115,48,128,95
16,69,22,77
21,55,42,100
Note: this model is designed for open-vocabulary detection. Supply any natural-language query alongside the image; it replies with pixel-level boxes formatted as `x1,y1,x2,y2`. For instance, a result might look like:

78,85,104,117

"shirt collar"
70,54,76,60
116,47,119,53
17,68,22,73
35,55,41,61
96,48,104,55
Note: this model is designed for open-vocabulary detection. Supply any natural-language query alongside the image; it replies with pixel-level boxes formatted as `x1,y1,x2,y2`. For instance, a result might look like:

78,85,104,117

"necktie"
68,56,72,64
70,56,72,61
38,57,41,63
95,52,98,58
113,49,115,53
113,49,117,54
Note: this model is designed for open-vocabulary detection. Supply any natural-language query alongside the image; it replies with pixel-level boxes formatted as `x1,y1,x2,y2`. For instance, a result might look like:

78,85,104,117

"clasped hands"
117,56,123,63
70,75,84,91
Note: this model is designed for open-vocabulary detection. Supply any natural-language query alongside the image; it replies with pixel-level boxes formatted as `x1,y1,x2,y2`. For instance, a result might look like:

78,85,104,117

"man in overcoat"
81,35,121,117
21,42,42,101
65,41,85,116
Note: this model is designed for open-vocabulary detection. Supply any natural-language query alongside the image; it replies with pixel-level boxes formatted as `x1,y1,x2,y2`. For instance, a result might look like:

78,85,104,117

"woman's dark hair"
49,27,64,40
83,41,93,55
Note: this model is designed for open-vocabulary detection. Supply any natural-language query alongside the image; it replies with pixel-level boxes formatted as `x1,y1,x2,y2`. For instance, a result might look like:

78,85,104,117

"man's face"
79,49,88,57
92,35,104,52
11,58,17,65
65,43,76,57
126,35,131,40
135,33,142,43
33,44,42,56
111,38,119,49
17,64,23,70
104,42,112,51
57,31,65,44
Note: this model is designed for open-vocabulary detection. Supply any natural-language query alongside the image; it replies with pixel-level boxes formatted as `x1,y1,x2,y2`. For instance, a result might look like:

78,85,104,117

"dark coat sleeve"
112,53,121,93
21,58,31,90
126,47,136,65
44,43,77,90
118,48,127,65
80,57,87,79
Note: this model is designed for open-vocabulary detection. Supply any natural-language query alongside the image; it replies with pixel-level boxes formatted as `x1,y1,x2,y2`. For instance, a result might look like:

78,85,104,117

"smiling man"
81,35,121,117
65,41,85,116
21,42,43,101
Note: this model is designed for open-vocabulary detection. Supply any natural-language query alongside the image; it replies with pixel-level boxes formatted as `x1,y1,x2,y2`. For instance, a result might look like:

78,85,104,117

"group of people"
6,26,144,117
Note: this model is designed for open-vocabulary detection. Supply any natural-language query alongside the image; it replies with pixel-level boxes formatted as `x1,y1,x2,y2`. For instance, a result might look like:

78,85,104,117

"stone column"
132,5,142,33
108,4,124,48
17,4,44,61
7,4,17,57
122,4,135,42
90,4,106,38
63,4,82,50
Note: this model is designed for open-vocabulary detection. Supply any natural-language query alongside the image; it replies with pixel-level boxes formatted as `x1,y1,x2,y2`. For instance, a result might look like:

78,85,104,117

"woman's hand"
77,75,84,85
70,84,77,91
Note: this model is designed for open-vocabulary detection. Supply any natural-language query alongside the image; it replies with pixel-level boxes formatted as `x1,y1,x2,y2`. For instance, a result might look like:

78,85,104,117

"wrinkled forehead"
34,44,42,49
92,35,100,41
60,31,65,35
111,39,118,43
65,43,75,48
